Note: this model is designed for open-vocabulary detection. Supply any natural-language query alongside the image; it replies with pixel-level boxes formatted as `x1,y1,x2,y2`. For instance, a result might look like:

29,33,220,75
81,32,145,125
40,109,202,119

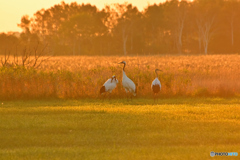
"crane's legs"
153,93,159,103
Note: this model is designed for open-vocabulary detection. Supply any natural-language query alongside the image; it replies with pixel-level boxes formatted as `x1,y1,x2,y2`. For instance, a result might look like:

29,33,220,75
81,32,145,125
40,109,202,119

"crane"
118,61,137,99
151,69,162,102
100,75,118,98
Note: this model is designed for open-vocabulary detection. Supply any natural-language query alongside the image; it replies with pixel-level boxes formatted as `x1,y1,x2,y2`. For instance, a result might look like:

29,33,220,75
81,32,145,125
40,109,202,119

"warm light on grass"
0,98,239,159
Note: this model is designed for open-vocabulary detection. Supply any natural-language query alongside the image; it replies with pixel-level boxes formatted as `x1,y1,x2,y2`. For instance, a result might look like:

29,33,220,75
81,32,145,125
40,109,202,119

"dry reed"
0,55,239,99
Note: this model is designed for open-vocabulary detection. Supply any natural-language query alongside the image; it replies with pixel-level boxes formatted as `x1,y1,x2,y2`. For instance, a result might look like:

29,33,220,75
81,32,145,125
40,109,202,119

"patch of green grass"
0,98,239,160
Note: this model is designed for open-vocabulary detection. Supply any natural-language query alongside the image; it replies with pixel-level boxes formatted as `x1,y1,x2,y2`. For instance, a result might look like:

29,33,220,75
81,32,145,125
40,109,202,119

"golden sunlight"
0,0,166,33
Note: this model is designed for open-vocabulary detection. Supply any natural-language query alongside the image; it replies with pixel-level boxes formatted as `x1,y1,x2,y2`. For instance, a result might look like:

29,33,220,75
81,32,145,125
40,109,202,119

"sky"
0,0,166,33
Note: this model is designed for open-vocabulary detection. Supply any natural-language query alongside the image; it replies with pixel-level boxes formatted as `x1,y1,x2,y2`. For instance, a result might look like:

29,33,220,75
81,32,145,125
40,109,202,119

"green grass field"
0,98,239,160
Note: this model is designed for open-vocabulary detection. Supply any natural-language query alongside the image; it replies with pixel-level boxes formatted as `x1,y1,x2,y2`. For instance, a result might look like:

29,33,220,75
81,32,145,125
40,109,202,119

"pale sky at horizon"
0,0,166,33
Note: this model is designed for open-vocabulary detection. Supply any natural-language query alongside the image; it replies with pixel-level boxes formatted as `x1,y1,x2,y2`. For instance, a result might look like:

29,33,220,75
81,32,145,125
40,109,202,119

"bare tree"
165,0,188,54
111,3,140,55
1,42,51,69
223,0,240,51
192,0,220,54
196,15,216,54
175,2,188,54
1,50,12,67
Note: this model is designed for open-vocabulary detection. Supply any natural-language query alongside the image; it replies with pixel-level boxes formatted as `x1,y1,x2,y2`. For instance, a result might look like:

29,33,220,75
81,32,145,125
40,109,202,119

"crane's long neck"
155,70,158,78
123,63,125,71
122,70,127,79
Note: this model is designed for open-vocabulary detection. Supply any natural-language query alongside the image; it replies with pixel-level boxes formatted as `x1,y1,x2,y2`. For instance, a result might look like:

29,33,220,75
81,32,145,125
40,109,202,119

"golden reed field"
0,54,240,99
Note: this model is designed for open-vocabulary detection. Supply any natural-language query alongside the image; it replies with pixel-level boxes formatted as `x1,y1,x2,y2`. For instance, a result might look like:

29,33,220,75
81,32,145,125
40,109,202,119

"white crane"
151,69,162,101
118,61,137,98
100,75,118,96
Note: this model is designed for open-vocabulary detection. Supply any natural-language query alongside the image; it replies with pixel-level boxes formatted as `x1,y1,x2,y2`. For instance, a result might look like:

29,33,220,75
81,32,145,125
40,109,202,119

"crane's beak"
118,62,123,64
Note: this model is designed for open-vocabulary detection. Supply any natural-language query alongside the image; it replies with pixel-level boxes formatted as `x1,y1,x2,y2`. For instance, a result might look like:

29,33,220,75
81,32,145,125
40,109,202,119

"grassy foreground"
0,98,239,160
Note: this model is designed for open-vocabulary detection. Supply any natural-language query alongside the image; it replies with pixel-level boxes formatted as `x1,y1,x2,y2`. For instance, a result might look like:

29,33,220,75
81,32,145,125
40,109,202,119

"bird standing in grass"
100,75,118,97
119,61,137,99
151,69,162,102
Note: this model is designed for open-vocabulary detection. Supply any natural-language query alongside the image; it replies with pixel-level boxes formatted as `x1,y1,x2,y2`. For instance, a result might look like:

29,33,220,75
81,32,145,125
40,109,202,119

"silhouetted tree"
6,0,240,55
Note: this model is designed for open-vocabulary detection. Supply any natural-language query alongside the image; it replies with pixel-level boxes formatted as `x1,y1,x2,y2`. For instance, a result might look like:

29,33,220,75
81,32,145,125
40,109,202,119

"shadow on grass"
1,97,240,108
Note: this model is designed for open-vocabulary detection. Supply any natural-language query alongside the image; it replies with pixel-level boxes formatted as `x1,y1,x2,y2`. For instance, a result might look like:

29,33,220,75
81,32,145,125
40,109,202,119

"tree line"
1,0,240,56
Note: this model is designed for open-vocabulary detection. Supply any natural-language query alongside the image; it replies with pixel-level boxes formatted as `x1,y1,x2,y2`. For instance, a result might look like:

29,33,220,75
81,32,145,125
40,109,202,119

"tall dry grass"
0,55,240,99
